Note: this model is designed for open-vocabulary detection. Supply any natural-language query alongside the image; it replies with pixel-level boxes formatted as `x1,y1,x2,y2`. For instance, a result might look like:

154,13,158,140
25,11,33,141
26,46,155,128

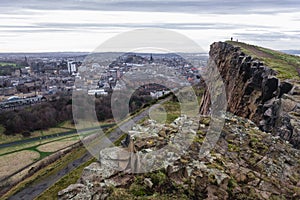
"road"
7,98,168,200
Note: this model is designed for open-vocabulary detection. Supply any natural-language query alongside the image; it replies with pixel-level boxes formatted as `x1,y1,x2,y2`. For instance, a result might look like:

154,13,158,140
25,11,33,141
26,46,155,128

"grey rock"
144,178,153,188
58,184,91,200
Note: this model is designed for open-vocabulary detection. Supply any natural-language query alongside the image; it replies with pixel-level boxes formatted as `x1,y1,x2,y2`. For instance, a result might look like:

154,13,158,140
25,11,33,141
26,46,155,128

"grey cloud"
37,22,275,29
0,22,275,33
233,32,300,41
0,0,299,14
0,28,71,33
0,25,38,29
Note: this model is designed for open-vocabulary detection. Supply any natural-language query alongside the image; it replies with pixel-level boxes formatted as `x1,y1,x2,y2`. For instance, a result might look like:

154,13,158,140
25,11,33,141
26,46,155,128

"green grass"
34,157,96,200
0,134,80,156
0,120,116,145
34,131,128,200
24,146,53,160
162,100,181,124
140,91,201,125
141,100,181,125
114,134,127,146
0,136,81,190
0,125,26,144
226,41,300,80
0,121,75,145
0,125,5,134
1,146,89,200
0,62,17,67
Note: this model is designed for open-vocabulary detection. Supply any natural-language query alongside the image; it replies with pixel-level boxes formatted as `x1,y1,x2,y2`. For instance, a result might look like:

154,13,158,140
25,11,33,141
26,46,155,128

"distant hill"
226,41,300,80
0,52,89,59
281,50,300,56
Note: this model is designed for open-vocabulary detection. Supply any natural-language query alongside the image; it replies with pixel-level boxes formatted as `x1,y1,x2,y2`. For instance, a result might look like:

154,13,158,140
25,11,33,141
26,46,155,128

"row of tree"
0,95,72,135
0,91,153,136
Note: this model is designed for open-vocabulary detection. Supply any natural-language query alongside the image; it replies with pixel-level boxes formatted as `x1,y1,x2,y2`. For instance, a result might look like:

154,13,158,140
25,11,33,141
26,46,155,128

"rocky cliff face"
200,42,300,148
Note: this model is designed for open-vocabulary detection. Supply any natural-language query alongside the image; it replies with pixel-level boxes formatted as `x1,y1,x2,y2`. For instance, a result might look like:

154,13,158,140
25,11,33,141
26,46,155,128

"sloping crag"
200,41,300,148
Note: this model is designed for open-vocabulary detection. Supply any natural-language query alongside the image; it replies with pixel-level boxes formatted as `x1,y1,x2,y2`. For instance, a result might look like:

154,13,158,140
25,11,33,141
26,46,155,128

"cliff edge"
200,41,300,148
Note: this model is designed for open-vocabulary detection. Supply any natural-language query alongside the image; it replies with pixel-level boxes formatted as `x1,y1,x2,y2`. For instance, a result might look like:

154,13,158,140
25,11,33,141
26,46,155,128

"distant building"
88,89,108,96
150,90,170,99
7,96,20,101
67,61,77,74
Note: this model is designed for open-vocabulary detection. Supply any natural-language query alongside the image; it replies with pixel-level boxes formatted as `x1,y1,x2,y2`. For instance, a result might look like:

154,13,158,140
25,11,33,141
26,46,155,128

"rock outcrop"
200,42,300,148
58,114,300,200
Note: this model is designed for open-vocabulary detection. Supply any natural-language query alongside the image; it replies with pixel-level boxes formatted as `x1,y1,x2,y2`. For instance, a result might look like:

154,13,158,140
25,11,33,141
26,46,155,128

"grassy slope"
34,157,96,200
226,41,300,80
1,146,89,199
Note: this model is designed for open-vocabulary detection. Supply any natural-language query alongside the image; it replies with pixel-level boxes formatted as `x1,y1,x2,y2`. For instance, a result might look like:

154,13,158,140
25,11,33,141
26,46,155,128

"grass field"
0,135,82,185
0,134,80,156
0,120,115,145
37,139,79,153
0,132,84,194
0,124,106,181
227,41,300,80
0,121,75,145
0,62,17,67
1,146,89,199
0,150,40,179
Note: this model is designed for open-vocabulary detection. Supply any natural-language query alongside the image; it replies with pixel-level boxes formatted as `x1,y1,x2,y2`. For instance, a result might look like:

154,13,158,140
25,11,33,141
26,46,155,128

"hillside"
226,41,300,80
57,42,300,200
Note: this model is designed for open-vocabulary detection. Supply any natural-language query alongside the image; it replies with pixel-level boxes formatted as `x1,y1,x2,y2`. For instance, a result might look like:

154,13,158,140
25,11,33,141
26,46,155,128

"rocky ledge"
200,42,300,148
58,114,300,200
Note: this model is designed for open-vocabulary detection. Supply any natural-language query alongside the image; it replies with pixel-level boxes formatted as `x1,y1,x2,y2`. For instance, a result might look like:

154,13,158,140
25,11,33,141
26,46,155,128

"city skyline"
0,0,300,52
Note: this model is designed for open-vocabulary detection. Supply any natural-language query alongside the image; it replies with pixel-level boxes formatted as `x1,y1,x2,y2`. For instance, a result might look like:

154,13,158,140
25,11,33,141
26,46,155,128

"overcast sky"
0,0,300,52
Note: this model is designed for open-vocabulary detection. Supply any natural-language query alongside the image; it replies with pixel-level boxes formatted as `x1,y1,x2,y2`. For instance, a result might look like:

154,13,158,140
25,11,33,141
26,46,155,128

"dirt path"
229,41,275,59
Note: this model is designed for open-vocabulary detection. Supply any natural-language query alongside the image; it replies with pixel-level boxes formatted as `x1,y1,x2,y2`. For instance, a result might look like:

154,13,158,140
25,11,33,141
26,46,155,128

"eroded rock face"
58,114,300,200
200,42,300,148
